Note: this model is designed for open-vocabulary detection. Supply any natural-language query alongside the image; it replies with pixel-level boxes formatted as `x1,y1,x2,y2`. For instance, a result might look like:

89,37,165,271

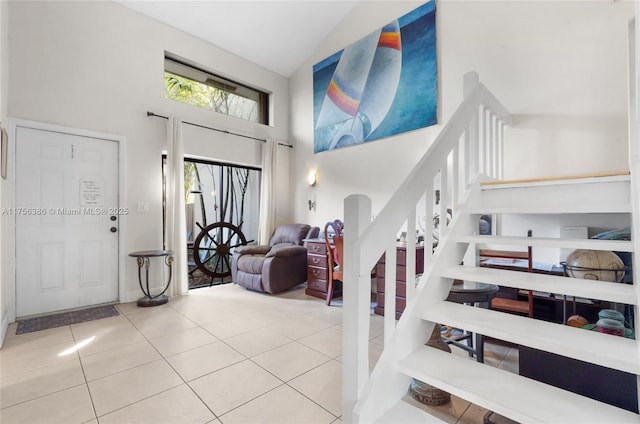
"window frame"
164,55,270,125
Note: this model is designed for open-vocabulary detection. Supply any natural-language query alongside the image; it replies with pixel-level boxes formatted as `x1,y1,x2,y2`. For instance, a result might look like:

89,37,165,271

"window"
162,156,262,289
164,56,269,125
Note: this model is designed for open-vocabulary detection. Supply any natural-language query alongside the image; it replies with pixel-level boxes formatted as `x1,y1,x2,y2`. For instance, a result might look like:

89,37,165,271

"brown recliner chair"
231,223,319,293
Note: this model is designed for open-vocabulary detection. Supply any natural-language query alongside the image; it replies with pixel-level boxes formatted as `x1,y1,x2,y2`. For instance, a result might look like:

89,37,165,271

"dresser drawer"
306,242,327,255
376,293,406,316
307,254,328,268
376,277,406,297
307,266,328,280
376,263,409,282
307,276,328,293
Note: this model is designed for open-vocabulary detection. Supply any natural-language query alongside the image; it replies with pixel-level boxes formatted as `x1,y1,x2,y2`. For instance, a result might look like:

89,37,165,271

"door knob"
110,227,117,233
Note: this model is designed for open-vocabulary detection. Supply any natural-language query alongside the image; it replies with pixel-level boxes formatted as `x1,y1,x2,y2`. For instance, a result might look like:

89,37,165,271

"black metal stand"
129,250,173,307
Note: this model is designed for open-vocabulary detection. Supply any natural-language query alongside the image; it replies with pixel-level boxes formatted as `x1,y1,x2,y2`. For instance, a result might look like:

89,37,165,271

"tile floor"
0,284,519,424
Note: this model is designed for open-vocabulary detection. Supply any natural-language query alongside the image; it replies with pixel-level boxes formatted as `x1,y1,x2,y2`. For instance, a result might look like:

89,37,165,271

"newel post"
343,194,372,424
463,71,479,98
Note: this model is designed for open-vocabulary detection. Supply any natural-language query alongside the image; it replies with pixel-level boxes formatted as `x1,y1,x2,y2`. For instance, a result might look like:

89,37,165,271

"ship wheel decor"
192,221,249,279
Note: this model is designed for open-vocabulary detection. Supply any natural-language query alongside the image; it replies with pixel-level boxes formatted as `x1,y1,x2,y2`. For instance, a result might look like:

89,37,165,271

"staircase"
340,72,640,423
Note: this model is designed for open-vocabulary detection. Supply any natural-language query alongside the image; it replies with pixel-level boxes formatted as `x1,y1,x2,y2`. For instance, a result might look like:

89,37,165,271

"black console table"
129,250,173,307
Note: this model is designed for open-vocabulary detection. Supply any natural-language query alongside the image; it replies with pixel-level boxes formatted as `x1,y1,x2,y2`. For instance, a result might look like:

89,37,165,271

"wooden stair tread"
421,301,639,374
441,265,636,305
480,170,630,187
398,346,639,424
460,235,634,252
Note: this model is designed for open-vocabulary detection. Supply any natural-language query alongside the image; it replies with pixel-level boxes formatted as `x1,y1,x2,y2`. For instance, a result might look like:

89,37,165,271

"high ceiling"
116,0,360,77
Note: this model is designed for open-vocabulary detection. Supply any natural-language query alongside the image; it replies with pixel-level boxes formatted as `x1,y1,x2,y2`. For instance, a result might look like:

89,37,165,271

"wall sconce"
307,169,317,187
308,199,316,211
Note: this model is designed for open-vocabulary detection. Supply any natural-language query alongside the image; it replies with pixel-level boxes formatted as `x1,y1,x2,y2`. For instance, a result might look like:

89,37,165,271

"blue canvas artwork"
313,1,437,153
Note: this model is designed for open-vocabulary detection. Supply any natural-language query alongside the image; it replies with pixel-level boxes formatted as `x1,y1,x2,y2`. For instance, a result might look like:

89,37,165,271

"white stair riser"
476,180,631,214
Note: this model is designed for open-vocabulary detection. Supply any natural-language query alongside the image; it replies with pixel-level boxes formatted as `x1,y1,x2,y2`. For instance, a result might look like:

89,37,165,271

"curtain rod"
146,111,293,148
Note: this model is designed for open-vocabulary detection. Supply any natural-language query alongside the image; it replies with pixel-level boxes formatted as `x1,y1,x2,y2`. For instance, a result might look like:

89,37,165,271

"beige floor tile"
334,342,384,373
267,315,335,340
165,340,245,381
115,301,143,315
368,342,384,372
89,359,184,417
81,340,161,381
459,402,492,424
98,384,215,424
0,341,79,377
170,301,242,326
252,341,331,381
370,333,385,346
402,393,471,424
0,357,84,408
203,316,269,340
70,314,133,339
124,304,184,326
0,384,95,424
244,308,292,327
224,328,293,357
128,309,199,339
76,326,146,357
498,347,519,374
303,307,344,326
149,326,218,357
298,326,342,358
1,325,74,356
220,384,336,424
368,314,385,340
189,359,282,416
289,359,342,416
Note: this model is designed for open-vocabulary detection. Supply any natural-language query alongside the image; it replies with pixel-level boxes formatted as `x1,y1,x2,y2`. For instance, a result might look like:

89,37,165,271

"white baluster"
343,194,372,424
406,211,416,304
384,240,396,346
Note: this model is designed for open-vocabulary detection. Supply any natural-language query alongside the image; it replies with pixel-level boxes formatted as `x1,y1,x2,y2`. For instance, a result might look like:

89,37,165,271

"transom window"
164,56,269,125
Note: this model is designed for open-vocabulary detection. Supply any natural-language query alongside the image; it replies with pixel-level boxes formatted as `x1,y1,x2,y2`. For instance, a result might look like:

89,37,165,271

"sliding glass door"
164,157,261,288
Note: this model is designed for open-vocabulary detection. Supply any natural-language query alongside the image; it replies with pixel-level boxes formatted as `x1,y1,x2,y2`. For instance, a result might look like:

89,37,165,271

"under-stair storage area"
340,71,639,424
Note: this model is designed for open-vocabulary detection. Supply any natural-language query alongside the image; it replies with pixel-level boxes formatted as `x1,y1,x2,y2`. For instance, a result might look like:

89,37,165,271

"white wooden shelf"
469,204,632,214
421,301,639,374
398,346,639,424
441,265,636,305
459,235,634,252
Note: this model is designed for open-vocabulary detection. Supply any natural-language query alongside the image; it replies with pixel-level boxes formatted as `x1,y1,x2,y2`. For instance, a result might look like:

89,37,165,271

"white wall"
0,0,9,345
4,0,291,318
289,0,634,228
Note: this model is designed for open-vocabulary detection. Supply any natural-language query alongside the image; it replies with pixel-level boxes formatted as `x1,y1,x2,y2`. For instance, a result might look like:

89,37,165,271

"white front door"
15,126,120,317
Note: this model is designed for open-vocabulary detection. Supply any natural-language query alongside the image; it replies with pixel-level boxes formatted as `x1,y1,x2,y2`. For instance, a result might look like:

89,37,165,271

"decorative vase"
409,324,451,405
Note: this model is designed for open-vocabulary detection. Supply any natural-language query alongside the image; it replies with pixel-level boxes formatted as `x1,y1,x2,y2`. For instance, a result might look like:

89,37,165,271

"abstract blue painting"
313,1,437,153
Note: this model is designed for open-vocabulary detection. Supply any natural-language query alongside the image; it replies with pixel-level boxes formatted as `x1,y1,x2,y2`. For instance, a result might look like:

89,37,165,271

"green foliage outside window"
164,71,260,123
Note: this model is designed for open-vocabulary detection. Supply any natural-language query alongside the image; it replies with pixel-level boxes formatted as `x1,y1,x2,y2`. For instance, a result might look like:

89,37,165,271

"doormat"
16,305,120,335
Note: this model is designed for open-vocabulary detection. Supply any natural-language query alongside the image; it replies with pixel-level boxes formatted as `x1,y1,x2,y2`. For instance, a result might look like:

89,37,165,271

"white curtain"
258,139,277,245
165,117,188,297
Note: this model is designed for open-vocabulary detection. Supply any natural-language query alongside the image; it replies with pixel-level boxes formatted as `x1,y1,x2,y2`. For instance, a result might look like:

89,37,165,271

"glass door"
164,157,261,288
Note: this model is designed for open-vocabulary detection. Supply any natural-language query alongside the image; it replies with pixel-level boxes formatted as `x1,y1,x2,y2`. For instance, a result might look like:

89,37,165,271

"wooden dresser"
374,245,424,319
304,238,341,300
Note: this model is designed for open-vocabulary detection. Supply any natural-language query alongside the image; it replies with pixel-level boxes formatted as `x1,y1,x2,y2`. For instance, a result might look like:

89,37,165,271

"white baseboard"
0,311,10,348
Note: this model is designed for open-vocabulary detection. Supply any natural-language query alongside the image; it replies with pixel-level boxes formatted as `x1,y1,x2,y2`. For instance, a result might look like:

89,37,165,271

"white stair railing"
627,17,640,410
342,71,511,423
